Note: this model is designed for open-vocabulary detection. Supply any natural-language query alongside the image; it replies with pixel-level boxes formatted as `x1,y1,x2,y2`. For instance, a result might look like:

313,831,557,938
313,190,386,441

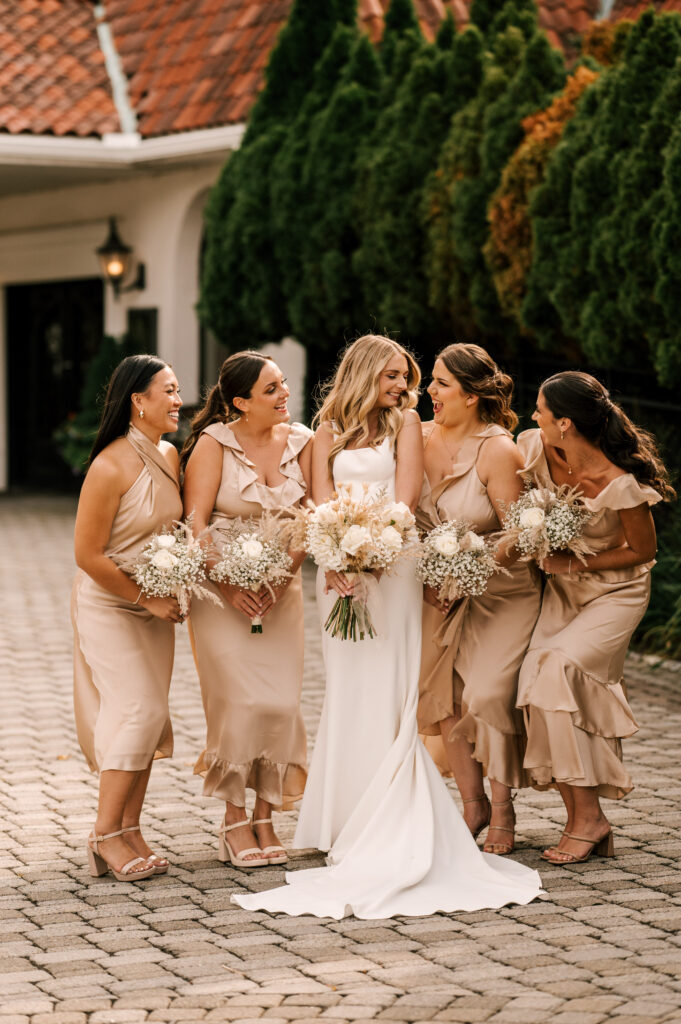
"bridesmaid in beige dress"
73,355,184,881
517,371,673,864
418,344,541,855
182,352,312,868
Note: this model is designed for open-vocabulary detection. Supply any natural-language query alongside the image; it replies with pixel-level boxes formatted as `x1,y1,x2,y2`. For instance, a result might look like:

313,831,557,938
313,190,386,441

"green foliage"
650,116,681,384
53,335,143,475
199,0,353,348
639,502,681,659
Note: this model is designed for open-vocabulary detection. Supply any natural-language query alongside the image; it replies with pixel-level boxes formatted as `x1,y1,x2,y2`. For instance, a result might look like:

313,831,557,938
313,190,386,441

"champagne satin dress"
417,423,541,788
190,421,312,810
516,428,662,798
72,425,183,772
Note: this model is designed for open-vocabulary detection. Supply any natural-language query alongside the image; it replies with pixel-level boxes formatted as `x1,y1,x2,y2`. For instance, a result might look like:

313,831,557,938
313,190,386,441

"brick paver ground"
1,495,680,1024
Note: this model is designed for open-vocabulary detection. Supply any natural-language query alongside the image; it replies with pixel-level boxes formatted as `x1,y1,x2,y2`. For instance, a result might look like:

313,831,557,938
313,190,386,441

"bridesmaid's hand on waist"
217,581,266,620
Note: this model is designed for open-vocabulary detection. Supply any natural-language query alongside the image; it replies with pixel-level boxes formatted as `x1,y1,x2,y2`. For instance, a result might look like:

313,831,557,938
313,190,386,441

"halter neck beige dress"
417,422,541,788
72,425,183,773
190,421,312,810
516,428,662,799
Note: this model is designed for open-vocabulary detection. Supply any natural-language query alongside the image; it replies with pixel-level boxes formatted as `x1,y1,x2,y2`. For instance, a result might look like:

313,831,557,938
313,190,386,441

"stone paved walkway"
1,495,680,1024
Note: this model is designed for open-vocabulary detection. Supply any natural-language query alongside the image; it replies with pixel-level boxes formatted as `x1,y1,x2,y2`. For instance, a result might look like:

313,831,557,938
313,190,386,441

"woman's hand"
260,579,292,618
324,571,356,597
540,552,574,575
139,594,184,623
424,585,450,614
218,581,265,619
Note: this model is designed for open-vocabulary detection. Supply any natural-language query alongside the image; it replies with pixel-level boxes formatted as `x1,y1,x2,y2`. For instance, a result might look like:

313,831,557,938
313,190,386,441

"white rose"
155,534,176,549
460,530,485,552
386,501,414,529
519,507,545,529
433,533,460,557
313,503,338,526
380,525,402,553
340,525,371,556
151,549,178,570
242,538,264,559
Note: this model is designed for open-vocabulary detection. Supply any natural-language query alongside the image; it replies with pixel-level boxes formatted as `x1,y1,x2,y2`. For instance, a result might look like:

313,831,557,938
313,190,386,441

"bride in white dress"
234,335,542,919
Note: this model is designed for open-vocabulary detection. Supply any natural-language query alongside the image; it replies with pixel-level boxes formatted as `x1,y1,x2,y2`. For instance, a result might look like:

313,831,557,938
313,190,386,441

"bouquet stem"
250,615,263,634
324,595,376,642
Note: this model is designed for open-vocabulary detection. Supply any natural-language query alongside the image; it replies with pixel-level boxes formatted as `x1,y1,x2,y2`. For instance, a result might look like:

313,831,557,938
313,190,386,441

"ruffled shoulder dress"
72,425,183,772
190,421,312,810
418,422,541,788
516,428,662,798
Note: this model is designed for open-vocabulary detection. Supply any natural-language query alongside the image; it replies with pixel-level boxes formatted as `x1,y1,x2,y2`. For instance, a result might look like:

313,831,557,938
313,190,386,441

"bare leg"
119,763,168,868
484,779,515,854
545,784,611,862
439,709,489,836
222,801,264,863
542,782,575,855
94,768,153,873
252,797,285,859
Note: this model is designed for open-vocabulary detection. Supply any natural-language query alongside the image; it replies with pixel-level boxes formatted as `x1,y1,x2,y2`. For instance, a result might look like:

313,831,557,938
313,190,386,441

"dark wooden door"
6,278,103,489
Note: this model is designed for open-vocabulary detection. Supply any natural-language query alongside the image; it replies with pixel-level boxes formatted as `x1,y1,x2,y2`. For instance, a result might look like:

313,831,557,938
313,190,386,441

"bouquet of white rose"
416,519,500,602
209,514,293,633
499,484,593,566
127,518,219,617
303,485,418,641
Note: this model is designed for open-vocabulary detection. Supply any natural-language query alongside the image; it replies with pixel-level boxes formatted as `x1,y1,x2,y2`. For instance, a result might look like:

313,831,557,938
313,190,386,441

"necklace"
438,423,479,461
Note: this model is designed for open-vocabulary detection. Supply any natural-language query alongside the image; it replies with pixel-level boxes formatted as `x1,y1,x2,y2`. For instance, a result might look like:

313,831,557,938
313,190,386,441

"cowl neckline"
419,422,509,526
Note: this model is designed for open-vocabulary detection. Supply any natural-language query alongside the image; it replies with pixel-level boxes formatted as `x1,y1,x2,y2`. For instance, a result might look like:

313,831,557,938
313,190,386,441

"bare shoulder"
314,422,334,447
402,408,421,428
82,440,133,498
479,433,523,470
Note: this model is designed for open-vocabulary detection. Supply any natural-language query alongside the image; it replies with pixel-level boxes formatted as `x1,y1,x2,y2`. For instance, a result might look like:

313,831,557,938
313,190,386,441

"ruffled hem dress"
516,429,661,799
72,425,183,773
189,421,312,810
417,423,541,789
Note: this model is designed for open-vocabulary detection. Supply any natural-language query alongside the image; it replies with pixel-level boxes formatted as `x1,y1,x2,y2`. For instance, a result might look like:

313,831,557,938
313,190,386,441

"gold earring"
139,409,144,419
560,429,564,440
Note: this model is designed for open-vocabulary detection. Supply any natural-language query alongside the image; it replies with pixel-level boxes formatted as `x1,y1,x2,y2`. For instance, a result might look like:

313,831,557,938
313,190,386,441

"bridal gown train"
233,439,543,919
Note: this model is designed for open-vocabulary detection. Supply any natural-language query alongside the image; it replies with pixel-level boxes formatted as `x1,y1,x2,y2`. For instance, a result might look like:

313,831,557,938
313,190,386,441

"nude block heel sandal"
218,820,269,868
120,824,169,874
251,816,287,865
87,829,156,881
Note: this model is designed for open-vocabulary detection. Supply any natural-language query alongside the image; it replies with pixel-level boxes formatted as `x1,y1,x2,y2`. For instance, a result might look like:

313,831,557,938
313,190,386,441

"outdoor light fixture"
97,217,146,295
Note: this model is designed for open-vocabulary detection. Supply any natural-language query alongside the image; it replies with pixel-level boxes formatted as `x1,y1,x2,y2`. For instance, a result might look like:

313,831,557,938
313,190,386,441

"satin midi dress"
72,425,183,773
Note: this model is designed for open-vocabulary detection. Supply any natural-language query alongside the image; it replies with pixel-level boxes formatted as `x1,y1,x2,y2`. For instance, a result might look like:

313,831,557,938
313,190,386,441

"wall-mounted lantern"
96,217,146,296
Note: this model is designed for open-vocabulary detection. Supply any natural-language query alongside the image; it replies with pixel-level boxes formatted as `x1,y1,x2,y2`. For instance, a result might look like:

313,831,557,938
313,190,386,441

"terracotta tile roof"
0,0,119,137
610,0,681,17
1,0,602,141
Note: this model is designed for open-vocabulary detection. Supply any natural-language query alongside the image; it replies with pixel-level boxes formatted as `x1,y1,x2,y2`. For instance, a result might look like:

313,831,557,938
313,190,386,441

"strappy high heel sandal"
120,825,169,875
542,830,614,865
87,829,156,881
462,795,491,840
251,816,287,865
483,797,516,856
218,820,269,868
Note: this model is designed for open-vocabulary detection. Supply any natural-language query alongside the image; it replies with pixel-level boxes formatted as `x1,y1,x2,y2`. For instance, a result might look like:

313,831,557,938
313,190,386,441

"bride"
233,335,542,919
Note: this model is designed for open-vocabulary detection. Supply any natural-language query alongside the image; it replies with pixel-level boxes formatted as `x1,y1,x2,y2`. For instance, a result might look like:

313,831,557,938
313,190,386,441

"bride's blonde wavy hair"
314,334,420,469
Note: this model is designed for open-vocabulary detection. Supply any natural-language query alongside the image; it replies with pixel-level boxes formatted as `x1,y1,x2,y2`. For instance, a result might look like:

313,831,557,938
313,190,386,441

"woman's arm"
478,435,525,568
74,454,181,621
260,435,312,617
311,423,336,505
543,503,657,574
394,410,424,512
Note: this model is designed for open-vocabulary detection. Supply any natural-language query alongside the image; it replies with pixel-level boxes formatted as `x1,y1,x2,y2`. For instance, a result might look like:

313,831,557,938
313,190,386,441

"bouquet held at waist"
499,483,594,567
416,519,503,603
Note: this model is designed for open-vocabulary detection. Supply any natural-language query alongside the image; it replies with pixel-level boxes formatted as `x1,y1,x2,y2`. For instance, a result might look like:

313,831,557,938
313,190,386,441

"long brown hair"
180,351,273,471
541,371,675,500
89,354,168,466
437,343,518,432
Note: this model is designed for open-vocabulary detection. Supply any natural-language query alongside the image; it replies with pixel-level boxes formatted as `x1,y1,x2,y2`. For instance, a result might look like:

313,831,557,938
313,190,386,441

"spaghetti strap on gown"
233,439,543,919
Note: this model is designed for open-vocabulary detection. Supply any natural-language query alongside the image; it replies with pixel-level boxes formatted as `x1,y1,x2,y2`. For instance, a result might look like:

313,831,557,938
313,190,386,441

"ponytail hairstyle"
437,343,518,432
89,354,168,466
179,350,273,471
313,334,420,469
541,371,675,501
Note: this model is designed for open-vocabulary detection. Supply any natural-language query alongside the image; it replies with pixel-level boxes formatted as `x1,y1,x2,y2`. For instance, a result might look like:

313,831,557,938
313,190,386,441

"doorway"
6,278,103,489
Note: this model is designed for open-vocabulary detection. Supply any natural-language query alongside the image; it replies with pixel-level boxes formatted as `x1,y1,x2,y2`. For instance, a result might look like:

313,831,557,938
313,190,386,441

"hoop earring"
139,409,144,419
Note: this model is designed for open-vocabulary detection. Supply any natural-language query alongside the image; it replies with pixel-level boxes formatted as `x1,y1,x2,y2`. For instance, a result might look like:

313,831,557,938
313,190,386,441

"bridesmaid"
73,355,183,881
418,343,541,855
182,352,312,868
517,371,674,864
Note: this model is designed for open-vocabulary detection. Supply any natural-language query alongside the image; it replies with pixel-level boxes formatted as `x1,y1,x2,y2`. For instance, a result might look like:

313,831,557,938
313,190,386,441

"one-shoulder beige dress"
417,423,542,788
190,421,312,810
72,425,183,773
516,428,662,799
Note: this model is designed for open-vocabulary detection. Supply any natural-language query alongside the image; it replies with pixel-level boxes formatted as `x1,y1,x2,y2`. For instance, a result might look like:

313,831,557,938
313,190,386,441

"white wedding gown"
233,440,543,919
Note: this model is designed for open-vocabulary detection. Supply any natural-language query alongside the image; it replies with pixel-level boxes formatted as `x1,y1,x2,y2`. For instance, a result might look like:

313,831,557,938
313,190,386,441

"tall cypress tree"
199,0,354,347
651,117,681,384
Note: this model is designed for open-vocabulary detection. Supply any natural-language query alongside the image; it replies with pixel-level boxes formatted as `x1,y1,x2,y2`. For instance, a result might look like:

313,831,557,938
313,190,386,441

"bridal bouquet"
209,514,293,633
416,519,500,602
128,518,218,617
499,484,593,565
303,486,418,641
